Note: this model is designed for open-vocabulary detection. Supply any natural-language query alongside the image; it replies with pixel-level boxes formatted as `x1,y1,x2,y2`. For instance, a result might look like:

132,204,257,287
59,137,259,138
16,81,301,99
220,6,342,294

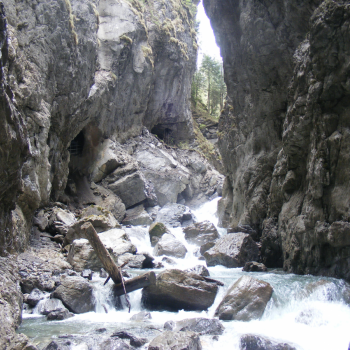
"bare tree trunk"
113,271,156,297
81,222,122,284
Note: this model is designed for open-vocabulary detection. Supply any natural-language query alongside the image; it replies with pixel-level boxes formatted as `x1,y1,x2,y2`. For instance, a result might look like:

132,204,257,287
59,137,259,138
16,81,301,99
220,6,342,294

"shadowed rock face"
204,0,350,281
0,0,198,254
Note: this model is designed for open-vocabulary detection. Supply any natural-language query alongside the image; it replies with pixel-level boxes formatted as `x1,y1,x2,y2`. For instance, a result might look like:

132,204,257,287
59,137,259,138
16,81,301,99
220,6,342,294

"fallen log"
113,271,156,297
81,222,122,284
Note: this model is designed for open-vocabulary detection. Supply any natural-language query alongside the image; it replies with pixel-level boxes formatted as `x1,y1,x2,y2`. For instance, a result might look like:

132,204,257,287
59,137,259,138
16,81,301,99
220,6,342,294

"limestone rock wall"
0,0,198,255
204,0,350,281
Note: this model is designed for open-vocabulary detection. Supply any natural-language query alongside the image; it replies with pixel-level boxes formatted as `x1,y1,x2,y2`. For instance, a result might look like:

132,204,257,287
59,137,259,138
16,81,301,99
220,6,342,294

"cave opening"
151,124,173,144
68,131,85,156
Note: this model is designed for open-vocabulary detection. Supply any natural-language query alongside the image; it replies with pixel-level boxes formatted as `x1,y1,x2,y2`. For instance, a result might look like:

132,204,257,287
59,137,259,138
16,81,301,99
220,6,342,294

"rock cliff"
0,0,201,256
204,0,350,281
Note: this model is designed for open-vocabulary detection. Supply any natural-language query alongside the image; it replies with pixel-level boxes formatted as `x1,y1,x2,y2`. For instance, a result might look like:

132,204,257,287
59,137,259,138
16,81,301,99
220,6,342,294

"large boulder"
185,265,210,277
215,276,273,321
183,221,219,246
164,318,224,336
156,204,196,228
242,262,267,272
122,204,153,226
107,171,148,209
26,288,46,307
142,269,218,311
52,276,95,314
36,298,66,316
65,206,120,244
148,331,201,350
154,234,188,259
134,147,191,207
204,233,259,267
90,183,126,222
149,222,171,247
68,228,136,271
240,334,297,350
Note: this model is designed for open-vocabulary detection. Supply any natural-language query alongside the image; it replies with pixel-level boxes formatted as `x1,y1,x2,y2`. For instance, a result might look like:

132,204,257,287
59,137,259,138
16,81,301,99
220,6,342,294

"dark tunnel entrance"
151,124,173,144
68,131,85,156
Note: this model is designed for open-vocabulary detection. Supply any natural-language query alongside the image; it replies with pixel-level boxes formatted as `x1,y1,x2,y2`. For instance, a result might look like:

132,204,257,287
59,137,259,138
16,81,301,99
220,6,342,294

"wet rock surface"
183,221,219,246
240,334,297,350
142,269,218,311
204,233,259,268
215,276,273,321
148,331,202,350
154,234,188,259
243,262,267,273
164,318,224,336
155,204,196,228
52,276,95,314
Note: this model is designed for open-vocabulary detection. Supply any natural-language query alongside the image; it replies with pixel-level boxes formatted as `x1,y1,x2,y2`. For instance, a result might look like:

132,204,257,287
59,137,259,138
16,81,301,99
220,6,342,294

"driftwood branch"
81,222,122,284
113,271,156,297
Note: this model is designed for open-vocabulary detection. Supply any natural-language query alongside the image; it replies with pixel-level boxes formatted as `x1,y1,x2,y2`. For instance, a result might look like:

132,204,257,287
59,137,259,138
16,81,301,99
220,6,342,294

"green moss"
142,45,154,68
120,34,133,45
64,0,79,45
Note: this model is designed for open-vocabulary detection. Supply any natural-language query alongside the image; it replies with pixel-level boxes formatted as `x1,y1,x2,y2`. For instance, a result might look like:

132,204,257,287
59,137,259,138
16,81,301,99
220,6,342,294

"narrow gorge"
0,0,349,349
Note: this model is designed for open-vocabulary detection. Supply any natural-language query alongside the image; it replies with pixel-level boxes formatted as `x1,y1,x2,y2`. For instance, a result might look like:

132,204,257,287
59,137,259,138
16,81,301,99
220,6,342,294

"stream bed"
19,199,350,350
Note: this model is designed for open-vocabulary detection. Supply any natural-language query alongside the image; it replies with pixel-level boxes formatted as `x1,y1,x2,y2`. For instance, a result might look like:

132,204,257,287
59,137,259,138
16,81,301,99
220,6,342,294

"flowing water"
19,198,350,350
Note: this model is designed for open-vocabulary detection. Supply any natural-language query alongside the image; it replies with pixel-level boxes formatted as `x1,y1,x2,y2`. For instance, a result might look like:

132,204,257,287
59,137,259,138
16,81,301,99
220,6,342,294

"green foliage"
192,54,226,117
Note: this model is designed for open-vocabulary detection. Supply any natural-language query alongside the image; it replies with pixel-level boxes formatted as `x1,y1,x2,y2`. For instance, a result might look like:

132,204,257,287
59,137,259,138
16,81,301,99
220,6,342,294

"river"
19,198,350,349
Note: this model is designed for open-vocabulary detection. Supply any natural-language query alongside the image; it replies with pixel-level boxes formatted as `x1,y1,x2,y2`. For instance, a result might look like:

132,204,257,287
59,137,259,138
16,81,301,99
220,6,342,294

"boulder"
48,207,76,236
154,234,188,259
65,206,120,244
107,171,148,209
228,225,259,241
199,242,216,256
130,311,152,321
242,262,267,272
148,331,201,350
122,204,153,226
149,222,171,247
134,148,191,206
124,226,149,241
142,269,218,311
26,288,46,307
185,265,210,277
240,334,297,350
88,139,131,183
215,276,273,321
117,253,147,269
155,204,196,228
47,309,74,321
204,233,259,268
164,318,224,335
112,331,147,348
90,183,126,223
52,276,95,314
81,269,93,280
183,221,219,246
68,228,137,271
36,298,66,315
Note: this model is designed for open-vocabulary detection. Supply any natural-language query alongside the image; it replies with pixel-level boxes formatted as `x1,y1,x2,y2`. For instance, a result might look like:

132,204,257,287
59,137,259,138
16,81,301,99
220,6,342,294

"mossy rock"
149,222,170,246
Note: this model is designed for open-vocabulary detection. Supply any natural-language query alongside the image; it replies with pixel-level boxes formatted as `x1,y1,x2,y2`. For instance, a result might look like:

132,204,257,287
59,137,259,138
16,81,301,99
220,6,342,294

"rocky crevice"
204,0,350,281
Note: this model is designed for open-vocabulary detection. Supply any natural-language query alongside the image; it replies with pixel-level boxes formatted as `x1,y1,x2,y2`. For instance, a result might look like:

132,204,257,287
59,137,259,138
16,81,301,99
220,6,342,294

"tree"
191,70,206,105
196,54,226,116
